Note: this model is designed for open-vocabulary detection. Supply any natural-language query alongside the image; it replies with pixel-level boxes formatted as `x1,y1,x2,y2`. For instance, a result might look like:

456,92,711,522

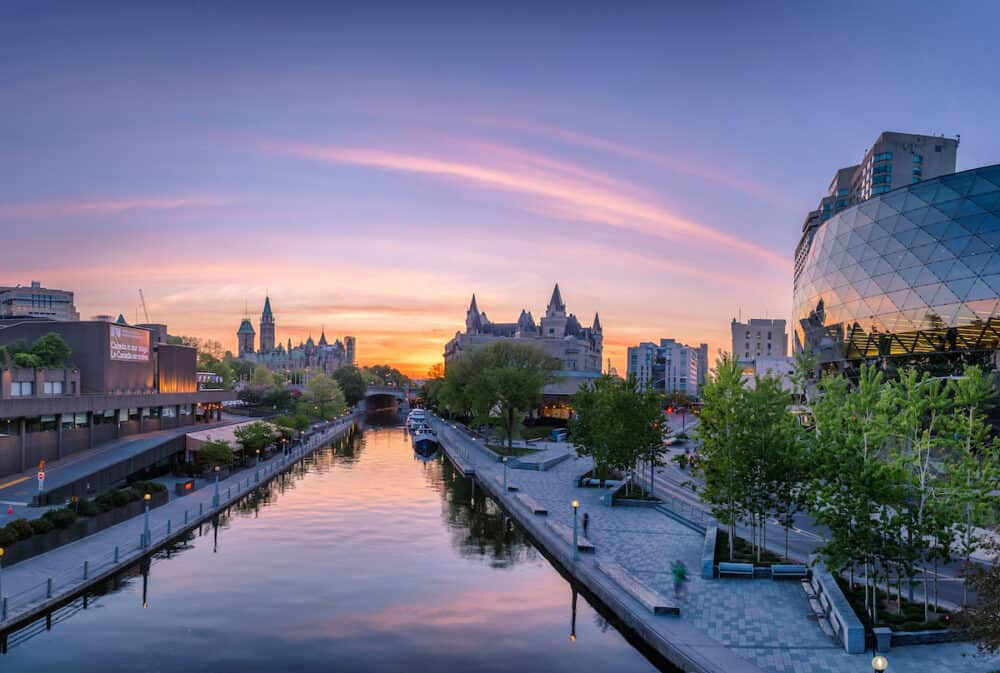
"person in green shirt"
671,560,688,599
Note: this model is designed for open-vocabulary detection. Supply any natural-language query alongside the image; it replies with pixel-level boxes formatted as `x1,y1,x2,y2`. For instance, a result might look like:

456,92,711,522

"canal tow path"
431,416,1000,673
0,412,360,630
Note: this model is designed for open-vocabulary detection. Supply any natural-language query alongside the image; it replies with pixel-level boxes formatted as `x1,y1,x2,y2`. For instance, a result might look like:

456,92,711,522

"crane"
138,289,151,323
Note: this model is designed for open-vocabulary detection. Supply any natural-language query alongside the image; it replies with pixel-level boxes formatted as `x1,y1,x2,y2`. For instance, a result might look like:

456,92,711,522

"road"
649,410,976,609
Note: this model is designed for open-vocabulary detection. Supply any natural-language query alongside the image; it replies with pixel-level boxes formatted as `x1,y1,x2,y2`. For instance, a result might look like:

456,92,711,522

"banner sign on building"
110,325,151,362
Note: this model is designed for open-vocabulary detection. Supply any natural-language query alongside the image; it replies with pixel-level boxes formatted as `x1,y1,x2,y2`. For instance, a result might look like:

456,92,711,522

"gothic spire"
262,295,273,321
593,312,602,332
547,283,565,312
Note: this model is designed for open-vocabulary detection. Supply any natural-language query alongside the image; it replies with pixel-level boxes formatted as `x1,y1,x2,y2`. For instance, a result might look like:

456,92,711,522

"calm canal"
2,417,667,672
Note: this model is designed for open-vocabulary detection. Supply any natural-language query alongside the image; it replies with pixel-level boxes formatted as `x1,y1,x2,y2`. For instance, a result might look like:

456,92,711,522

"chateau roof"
593,312,602,331
237,318,256,335
262,296,273,320
547,283,565,312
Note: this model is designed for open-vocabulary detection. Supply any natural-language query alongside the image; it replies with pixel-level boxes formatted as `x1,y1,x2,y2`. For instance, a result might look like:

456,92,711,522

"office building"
731,318,787,366
0,281,79,321
627,338,702,398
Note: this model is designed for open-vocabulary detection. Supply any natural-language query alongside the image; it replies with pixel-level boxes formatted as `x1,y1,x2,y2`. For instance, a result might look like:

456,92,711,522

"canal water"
2,418,665,672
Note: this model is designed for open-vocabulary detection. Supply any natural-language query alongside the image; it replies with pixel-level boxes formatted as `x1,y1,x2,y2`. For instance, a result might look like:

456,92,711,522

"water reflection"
2,425,666,673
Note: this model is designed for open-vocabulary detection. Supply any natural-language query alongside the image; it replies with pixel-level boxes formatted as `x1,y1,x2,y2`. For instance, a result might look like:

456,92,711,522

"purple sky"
2,1,998,374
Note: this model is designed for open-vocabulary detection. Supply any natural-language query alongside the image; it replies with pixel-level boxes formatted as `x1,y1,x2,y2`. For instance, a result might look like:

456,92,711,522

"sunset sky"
3,2,1000,376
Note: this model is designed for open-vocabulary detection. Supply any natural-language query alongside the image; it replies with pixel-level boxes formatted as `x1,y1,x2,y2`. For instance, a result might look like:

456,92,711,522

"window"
873,164,892,174
44,381,64,394
872,185,891,195
913,154,923,163
767,332,772,339
10,381,33,397
836,199,847,208
873,151,893,162
912,167,922,176
836,188,849,197
913,176,921,183
935,144,942,152
872,174,892,185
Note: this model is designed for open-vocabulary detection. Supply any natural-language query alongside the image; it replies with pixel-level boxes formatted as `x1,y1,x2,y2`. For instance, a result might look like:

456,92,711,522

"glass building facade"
794,164,1000,363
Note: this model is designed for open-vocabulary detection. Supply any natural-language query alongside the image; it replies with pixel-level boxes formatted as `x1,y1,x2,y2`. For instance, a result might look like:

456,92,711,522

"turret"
259,295,275,353
466,294,485,334
540,283,568,337
237,319,256,357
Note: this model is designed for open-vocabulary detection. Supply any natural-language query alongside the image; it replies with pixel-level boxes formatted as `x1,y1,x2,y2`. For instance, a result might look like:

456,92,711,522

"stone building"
444,284,603,416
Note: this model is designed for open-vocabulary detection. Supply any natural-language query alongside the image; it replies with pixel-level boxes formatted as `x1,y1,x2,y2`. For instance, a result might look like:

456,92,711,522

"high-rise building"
626,338,702,398
731,318,787,366
259,296,275,353
0,281,79,321
696,342,709,388
796,132,959,284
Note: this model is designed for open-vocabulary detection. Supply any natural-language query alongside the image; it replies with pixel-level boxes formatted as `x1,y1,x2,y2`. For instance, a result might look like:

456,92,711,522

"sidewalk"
433,417,1000,673
0,414,359,628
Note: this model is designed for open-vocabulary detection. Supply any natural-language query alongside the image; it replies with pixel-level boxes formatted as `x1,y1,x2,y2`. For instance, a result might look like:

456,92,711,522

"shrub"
78,498,100,516
0,526,16,547
42,508,78,529
29,518,54,535
95,492,116,512
129,480,166,494
7,518,34,541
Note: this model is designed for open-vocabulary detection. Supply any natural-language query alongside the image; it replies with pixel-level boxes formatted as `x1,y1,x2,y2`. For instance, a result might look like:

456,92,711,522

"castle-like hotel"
444,284,603,407
236,296,355,375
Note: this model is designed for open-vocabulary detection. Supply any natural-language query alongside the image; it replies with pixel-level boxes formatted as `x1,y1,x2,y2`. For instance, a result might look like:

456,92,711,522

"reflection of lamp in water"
572,500,580,561
213,516,219,554
569,586,578,642
141,560,149,609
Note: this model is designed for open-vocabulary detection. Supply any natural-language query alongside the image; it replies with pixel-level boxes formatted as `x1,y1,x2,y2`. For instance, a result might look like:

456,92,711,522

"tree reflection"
431,457,539,567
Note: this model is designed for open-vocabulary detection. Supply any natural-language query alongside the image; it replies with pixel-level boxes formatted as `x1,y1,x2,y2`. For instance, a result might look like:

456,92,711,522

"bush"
78,498,99,516
29,518,54,535
0,526,16,547
42,508,78,529
129,480,166,494
7,518,34,541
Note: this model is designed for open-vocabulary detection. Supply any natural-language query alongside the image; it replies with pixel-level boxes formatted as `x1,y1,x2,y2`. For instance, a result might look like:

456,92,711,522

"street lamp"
213,465,221,507
142,493,151,548
502,456,508,491
0,546,4,598
572,500,580,560
255,448,261,483
872,655,888,673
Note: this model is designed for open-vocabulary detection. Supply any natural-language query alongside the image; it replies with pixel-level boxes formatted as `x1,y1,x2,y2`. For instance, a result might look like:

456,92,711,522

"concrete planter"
2,490,169,567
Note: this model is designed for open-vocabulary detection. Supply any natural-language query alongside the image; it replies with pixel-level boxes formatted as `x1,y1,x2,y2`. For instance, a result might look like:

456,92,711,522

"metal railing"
0,413,359,626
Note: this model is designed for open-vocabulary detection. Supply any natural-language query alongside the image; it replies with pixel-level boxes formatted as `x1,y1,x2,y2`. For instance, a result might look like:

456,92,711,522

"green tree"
963,533,1000,652
332,366,367,407
30,333,72,367
571,375,663,493
198,439,234,468
252,364,276,387
233,421,277,455
305,373,346,420
13,352,42,368
458,342,559,451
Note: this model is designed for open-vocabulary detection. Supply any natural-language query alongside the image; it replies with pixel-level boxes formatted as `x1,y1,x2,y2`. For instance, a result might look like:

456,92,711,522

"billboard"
109,325,151,362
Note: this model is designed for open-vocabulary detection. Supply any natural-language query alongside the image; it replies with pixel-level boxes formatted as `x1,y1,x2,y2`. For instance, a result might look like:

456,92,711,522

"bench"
514,493,548,516
718,562,754,578
494,475,518,492
771,564,809,579
597,561,679,616
546,519,595,552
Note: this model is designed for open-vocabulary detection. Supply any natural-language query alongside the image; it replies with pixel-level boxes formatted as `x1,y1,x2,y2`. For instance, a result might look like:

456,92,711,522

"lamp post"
0,546,4,598
872,654,888,673
255,449,261,483
142,493,151,548
213,465,221,507
502,456,508,491
281,437,287,457
572,500,580,560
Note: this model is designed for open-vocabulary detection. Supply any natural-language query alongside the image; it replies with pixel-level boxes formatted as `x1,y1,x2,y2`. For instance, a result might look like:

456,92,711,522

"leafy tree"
30,333,72,367
228,358,256,384
252,364,277,387
963,533,1000,652
13,352,42,368
304,373,346,420
198,439,234,468
233,421,277,455
571,375,663,492
260,386,295,411
332,366,367,407
363,364,411,387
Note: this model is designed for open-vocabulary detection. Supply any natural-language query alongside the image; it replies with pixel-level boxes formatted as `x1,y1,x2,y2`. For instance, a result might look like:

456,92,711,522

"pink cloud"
0,196,232,219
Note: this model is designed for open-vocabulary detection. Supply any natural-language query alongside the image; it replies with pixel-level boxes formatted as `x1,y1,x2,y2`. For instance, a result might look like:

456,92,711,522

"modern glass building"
794,164,1000,364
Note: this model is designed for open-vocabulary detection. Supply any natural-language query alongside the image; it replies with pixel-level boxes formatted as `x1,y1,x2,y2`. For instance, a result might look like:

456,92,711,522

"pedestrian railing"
0,414,358,626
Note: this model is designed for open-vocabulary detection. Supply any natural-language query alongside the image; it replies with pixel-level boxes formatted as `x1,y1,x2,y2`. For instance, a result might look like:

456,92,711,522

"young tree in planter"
696,353,748,560
198,439,234,469
570,375,662,495
234,422,278,458
305,373,346,420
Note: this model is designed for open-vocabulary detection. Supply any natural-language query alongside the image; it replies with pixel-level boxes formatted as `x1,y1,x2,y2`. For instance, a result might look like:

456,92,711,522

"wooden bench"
514,493,548,516
494,475,518,492
546,519,595,552
597,561,679,616
718,562,754,578
770,564,809,580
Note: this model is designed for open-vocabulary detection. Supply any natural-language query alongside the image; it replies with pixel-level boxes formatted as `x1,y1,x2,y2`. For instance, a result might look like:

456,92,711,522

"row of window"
874,163,892,174
8,381,74,396
872,185,892,195
913,154,923,164
873,152,894,162
872,174,892,185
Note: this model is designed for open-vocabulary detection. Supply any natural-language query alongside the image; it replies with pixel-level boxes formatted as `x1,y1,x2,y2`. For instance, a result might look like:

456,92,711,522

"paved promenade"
0,413,359,628
432,418,1000,673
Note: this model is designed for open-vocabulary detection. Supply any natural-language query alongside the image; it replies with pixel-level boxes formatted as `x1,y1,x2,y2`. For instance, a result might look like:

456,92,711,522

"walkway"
432,417,1000,673
0,413,359,628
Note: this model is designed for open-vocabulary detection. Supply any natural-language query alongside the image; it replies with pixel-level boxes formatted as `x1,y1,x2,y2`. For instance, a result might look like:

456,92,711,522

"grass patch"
613,482,660,502
486,444,540,457
714,530,784,566
519,426,559,441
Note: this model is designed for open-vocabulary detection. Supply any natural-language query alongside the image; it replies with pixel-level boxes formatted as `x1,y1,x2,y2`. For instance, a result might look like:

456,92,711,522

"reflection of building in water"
793,132,1000,369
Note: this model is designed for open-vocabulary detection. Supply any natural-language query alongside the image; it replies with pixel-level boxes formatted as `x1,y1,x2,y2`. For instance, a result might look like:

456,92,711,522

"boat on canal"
412,426,439,455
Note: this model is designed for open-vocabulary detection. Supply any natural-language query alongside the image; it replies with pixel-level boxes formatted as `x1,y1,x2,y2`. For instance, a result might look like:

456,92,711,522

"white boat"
412,427,438,455
406,409,427,429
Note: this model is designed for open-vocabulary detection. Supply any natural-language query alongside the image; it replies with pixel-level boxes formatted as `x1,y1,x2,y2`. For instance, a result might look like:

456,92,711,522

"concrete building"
731,318,787,365
696,342,709,389
0,281,79,321
237,296,352,376
741,355,797,393
0,319,231,480
796,132,959,284
444,284,603,415
627,338,702,398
